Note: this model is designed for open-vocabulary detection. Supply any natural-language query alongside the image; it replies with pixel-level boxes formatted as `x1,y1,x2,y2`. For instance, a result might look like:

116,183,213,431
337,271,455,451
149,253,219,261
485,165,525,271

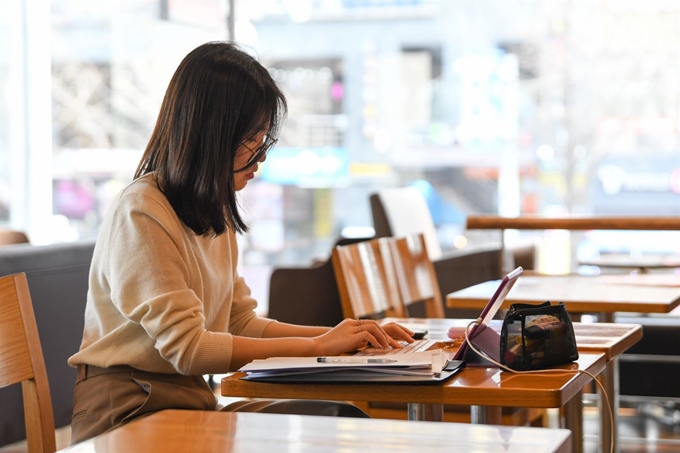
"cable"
463,319,614,453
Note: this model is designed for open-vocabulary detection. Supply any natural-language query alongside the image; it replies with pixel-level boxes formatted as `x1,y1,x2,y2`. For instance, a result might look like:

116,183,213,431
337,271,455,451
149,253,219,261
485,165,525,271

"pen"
316,357,399,364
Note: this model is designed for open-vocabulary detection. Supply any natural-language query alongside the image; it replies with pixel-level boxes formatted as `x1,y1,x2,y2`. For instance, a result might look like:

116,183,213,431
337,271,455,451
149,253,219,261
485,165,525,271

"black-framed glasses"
239,136,278,168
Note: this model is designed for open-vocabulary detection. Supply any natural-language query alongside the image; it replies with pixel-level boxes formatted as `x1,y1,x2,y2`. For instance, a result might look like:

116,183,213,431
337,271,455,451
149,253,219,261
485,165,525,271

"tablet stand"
461,324,501,367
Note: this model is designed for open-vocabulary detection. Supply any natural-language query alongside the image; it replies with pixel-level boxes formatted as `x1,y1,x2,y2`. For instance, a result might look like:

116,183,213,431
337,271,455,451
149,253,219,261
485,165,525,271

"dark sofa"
0,240,95,447
615,313,680,400
267,237,369,327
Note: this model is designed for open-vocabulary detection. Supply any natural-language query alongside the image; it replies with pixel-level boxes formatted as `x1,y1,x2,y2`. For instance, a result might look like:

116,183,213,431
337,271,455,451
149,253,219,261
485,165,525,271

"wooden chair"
331,237,405,320
332,233,445,320
331,234,545,426
388,233,444,318
0,229,30,246
0,272,56,453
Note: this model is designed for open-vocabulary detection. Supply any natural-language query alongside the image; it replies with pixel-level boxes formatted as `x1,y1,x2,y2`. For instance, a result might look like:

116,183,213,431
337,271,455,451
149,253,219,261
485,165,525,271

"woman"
68,41,414,443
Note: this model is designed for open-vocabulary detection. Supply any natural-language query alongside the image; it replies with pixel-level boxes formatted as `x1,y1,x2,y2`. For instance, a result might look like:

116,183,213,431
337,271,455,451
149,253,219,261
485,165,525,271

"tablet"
452,266,523,364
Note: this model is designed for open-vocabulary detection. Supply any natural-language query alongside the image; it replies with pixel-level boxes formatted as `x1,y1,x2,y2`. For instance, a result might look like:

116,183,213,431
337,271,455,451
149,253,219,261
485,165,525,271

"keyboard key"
354,339,437,356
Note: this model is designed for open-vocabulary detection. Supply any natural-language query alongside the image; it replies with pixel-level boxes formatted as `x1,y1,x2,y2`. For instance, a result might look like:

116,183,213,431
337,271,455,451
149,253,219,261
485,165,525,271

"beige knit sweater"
68,173,273,375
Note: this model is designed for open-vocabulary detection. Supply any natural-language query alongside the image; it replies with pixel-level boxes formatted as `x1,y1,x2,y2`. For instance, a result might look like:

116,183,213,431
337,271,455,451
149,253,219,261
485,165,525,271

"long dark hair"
135,41,287,235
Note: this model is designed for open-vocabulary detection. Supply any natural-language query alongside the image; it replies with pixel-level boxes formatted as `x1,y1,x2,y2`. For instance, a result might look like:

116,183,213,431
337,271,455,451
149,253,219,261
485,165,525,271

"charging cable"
464,319,614,453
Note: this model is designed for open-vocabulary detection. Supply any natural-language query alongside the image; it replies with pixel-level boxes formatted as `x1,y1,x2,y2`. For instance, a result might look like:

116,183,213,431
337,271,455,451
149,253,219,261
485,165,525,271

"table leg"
470,406,502,424
596,310,620,453
598,358,620,453
599,312,614,323
560,390,584,453
407,403,443,421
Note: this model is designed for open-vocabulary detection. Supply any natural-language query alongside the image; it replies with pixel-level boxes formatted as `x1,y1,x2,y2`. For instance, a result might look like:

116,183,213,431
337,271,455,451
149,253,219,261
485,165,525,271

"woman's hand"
381,322,415,343
314,318,416,356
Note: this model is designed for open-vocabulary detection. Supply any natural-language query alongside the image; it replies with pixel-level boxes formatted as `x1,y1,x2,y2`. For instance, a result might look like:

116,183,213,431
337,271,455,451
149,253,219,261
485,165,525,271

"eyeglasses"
239,136,278,168
241,142,258,162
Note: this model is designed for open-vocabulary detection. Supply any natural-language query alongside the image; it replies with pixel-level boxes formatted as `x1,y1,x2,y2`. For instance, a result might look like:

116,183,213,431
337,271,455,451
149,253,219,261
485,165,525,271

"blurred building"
1,0,679,267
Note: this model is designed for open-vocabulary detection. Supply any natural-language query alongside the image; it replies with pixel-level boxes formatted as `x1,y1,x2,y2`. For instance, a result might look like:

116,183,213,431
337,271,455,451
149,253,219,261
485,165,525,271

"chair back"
332,233,444,319
370,187,442,260
389,234,444,318
0,273,56,453
332,237,405,319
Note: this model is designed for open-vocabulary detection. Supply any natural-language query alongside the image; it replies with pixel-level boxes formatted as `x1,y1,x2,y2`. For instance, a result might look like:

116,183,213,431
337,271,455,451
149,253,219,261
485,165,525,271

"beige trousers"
70,364,216,445
70,364,370,445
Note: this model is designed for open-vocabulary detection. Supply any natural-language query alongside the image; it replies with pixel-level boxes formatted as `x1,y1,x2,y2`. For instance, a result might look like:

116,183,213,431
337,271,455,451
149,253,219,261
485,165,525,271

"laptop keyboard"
354,339,437,356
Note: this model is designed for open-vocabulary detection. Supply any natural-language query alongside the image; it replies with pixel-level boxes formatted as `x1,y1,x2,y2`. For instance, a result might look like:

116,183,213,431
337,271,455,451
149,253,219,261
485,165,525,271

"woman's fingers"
360,320,421,347
336,318,419,351
360,332,383,349
355,319,391,348
382,323,415,342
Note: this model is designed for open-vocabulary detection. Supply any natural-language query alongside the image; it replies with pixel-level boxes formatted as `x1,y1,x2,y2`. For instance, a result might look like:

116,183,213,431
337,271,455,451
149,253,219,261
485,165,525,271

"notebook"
239,340,465,383
452,266,523,365
239,350,465,383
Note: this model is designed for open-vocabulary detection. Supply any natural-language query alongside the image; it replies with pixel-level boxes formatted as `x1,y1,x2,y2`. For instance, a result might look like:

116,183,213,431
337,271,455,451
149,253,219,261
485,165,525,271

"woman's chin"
234,173,255,191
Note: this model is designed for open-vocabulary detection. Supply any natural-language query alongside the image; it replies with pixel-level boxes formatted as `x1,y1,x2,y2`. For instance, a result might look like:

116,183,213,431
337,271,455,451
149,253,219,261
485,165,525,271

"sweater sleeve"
229,274,272,336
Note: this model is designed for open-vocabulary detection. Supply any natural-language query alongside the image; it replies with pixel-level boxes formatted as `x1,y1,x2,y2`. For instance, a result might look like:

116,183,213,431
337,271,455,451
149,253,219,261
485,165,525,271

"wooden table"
382,317,641,362
223,353,604,453
594,273,680,288
578,254,680,273
60,409,574,453
465,215,680,274
466,215,680,231
383,317,643,453
446,274,680,323
447,276,670,453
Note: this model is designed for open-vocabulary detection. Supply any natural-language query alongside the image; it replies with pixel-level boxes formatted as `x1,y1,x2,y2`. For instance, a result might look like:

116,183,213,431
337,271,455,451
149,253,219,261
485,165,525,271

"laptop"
352,266,522,365
452,266,523,365
353,338,439,356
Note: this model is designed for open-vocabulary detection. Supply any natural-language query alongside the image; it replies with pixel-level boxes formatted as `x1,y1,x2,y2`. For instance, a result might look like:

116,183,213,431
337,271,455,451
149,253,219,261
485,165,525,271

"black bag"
500,301,579,371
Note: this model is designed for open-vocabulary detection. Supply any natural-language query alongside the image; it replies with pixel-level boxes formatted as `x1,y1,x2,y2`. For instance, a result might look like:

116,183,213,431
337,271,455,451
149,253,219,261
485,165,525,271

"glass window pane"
2,0,679,274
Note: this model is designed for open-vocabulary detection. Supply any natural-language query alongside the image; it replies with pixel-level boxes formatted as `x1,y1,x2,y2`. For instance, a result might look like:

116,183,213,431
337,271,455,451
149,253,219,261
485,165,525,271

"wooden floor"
1,398,678,452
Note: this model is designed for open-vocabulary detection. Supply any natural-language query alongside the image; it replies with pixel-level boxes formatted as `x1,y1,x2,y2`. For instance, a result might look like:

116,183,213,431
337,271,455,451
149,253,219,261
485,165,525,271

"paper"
239,351,465,384
240,350,439,373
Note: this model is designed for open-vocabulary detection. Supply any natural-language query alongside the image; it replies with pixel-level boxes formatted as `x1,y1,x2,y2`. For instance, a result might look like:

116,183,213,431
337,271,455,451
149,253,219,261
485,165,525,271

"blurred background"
2,0,680,307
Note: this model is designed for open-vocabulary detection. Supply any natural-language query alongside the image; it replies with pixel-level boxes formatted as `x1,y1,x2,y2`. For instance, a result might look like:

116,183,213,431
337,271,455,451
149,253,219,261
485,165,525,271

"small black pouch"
500,301,579,371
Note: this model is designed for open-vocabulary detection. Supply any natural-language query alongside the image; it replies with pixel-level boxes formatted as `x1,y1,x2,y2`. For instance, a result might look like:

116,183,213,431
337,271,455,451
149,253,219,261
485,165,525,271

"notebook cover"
240,359,466,384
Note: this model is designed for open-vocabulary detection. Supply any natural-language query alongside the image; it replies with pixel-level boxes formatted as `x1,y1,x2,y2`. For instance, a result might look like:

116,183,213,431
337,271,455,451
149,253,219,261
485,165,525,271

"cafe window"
1,0,679,269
